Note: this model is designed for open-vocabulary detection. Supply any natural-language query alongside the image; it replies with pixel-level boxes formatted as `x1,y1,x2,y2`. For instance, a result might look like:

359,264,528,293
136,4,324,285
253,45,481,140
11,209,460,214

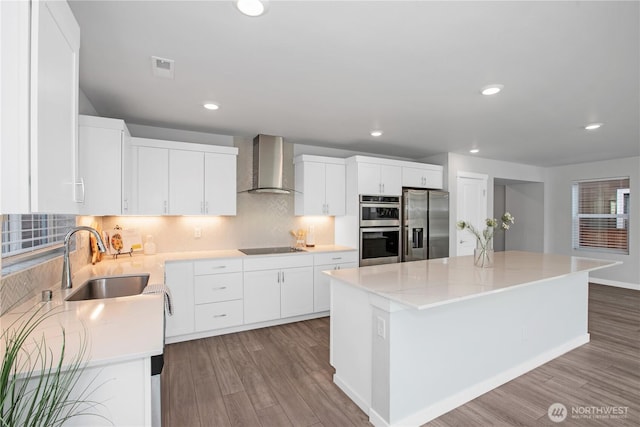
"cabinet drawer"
243,254,313,271
194,258,243,275
314,251,358,266
195,300,243,332
194,273,243,304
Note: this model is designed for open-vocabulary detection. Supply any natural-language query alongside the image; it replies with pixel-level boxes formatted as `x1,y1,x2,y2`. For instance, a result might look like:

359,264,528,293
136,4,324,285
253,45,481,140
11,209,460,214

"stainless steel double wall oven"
359,195,401,266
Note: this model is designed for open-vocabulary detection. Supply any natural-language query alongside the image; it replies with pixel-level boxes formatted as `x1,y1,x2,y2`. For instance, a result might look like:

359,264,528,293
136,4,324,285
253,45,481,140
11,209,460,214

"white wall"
505,183,544,252
78,88,98,115
429,153,546,256
545,157,640,288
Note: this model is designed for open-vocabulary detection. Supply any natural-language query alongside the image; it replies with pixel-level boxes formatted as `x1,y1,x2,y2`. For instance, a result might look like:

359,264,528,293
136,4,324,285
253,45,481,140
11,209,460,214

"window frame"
571,177,630,255
1,214,76,274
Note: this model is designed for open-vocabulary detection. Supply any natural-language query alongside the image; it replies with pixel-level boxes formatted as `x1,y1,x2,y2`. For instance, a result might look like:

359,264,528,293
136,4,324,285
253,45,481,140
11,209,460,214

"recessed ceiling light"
470,148,479,154
370,130,383,137
584,123,603,130
203,103,220,110
481,84,504,96
236,0,268,17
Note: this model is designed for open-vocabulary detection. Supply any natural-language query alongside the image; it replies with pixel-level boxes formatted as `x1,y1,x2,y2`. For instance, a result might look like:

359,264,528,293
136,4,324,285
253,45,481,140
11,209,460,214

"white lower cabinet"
164,251,355,341
243,270,281,324
195,300,243,331
243,254,314,324
280,266,314,318
313,251,358,312
164,261,195,338
193,259,243,332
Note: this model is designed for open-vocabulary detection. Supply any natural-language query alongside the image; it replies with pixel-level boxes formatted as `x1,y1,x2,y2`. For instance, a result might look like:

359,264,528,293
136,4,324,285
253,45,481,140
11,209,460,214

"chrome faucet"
61,226,107,289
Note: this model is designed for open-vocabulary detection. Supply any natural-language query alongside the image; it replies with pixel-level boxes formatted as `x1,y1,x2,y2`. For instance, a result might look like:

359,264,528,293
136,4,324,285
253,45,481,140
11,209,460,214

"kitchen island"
325,251,620,427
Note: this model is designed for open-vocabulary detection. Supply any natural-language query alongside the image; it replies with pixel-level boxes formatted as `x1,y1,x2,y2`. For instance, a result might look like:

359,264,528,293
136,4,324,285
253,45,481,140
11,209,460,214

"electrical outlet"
376,316,386,339
194,227,202,238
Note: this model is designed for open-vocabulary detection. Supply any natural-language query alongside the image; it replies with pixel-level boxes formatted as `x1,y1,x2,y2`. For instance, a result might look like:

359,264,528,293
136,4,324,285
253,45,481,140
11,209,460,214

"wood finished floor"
162,284,639,426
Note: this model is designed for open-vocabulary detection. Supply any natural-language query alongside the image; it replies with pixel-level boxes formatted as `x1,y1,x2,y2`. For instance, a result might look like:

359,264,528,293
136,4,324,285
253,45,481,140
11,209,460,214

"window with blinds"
572,178,630,254
1,214,76,260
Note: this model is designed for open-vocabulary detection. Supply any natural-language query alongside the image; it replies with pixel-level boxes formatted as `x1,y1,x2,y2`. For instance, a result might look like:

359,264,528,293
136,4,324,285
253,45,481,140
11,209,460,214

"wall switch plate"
194,227,202,238
376,316,386,339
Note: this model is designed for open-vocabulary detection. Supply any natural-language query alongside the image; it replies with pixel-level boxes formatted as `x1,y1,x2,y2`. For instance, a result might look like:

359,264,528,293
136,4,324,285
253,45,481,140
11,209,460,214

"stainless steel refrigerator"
402,189,449,262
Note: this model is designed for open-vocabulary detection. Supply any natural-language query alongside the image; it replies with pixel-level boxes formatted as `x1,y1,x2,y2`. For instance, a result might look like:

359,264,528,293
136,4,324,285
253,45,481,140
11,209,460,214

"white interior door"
456,173,488,256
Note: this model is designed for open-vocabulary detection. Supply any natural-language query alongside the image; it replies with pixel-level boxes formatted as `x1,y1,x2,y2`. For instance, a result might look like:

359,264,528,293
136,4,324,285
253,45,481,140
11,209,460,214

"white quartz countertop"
1,244,356,373
324,251,621,310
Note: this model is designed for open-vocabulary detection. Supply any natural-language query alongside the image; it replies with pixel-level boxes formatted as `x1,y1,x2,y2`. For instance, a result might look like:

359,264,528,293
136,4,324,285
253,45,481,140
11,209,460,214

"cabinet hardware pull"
277,271,281,283
205,201,209,214
331,257,342,260
74,178,86,203
282,271,285,283
163,200,168,214
212,286,227,291
212,266,226,269
213,314,227,318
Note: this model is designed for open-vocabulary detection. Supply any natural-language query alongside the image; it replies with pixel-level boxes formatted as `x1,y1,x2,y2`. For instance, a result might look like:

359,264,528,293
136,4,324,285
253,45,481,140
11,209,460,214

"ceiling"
69,1,639,167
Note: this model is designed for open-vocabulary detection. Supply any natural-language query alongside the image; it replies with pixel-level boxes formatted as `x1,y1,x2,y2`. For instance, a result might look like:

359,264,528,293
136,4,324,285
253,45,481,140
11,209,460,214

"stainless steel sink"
66,274,150,301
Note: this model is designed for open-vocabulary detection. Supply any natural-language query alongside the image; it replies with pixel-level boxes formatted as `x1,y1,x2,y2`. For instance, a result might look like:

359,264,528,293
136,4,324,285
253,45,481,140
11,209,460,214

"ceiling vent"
151,56,175,79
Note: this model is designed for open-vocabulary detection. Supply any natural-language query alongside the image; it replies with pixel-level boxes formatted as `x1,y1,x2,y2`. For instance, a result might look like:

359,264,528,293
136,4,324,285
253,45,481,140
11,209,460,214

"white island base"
327,251,619,427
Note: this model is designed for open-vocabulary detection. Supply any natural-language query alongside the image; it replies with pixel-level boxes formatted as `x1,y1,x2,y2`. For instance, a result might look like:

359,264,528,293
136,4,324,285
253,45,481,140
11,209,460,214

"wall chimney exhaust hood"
248,134,292,194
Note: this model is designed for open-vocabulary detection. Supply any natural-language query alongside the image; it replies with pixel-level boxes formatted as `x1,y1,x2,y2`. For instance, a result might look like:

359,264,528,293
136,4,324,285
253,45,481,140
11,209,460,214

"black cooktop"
239,247,306,255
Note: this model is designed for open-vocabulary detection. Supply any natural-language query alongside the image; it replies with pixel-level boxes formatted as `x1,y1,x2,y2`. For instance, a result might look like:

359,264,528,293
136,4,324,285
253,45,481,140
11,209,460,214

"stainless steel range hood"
248,134,292,194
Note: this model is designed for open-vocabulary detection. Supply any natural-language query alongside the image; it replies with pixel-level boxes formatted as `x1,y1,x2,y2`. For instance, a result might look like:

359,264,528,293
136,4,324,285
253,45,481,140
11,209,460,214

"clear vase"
474,239,494,268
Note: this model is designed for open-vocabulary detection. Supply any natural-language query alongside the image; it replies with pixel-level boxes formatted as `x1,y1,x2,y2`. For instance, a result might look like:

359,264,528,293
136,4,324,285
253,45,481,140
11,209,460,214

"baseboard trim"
333,374,370,415
590,278,640,291
166,311,329,344
388,333,590,427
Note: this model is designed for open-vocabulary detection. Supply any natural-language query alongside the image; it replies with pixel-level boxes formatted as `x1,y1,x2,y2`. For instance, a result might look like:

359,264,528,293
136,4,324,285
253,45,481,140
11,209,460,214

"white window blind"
1,214,76,259
572,178,630,254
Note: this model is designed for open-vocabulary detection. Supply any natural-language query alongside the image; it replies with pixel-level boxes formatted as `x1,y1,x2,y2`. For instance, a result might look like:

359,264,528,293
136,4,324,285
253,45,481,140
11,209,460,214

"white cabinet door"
402,166,443,189
314,260,357,312
30,0,80,213
204,152,236,215
78,124,123,215
297,161,326,215
243,270,280,324
165,261,195,338
169,149,204,215
136,146,169,215
358,163,382,195
380,165,402,195
280,266,314,318
325,162,346,215
1,0,30,213
402,166,427,188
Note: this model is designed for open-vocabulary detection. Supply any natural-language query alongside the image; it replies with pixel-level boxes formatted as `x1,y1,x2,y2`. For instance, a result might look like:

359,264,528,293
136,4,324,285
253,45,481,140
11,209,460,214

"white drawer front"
194,273,243,304
195,300,243,332
243,254,313,271
194,258,243,275
314,251,358,266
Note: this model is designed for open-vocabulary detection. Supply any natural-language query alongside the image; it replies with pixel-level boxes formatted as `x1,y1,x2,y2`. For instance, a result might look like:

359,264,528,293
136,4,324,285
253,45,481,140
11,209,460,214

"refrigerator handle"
403,226,409,258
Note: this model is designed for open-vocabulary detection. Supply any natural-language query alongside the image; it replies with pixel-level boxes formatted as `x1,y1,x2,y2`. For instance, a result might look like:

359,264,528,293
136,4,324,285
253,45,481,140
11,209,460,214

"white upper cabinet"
402,164,444,189
134,145,169,215
30,0,81,213
169,149,205,215
1,0,80,214
205,152,237,216
131,137,237,215
357,161,402,196
78,115,132,215
1,1,30,213
294,155,346,216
